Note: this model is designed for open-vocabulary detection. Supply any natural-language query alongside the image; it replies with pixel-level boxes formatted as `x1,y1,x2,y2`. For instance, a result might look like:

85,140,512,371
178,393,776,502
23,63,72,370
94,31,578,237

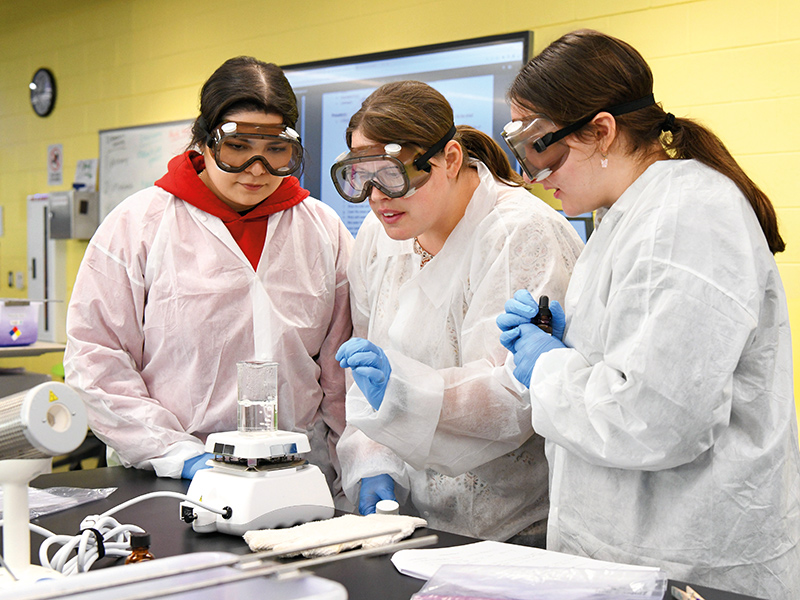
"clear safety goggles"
502,94,657,182
208,121,303,175
502,116,569,183
330,125,457,203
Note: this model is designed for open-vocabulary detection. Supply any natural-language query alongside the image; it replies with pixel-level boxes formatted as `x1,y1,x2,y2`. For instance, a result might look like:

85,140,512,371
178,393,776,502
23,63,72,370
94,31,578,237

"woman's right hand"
336,338,392,410
497,289,540,351
181,453,214,479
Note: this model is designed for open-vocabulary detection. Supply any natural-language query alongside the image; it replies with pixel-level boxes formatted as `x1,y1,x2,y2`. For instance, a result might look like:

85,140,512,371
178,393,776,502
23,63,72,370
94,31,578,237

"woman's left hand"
549,299,566,341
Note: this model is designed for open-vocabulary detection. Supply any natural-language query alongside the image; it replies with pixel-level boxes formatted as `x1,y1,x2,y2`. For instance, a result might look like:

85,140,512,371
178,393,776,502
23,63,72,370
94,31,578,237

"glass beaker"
236,361,278,433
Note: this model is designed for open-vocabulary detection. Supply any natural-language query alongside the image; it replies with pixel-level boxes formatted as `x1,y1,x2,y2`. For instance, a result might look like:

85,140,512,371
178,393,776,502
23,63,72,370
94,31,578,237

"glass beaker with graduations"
236,361,278,433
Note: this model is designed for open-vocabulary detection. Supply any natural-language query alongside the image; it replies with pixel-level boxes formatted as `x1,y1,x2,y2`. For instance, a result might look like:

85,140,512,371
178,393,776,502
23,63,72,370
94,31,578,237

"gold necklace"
413,237,434,268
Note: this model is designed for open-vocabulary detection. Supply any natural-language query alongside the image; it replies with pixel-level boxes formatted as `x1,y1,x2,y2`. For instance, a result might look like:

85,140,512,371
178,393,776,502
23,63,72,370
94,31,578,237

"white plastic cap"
375,499,400,515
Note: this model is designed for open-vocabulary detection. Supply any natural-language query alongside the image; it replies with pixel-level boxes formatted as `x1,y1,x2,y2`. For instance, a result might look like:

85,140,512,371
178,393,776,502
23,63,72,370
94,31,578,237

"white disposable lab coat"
65,186,353,490
530,159,800,599
338,162,584,540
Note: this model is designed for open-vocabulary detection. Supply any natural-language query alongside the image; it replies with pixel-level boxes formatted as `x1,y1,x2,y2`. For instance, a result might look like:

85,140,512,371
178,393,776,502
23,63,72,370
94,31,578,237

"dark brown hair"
509,29,784,254
189,56,299,149
346,80,522,185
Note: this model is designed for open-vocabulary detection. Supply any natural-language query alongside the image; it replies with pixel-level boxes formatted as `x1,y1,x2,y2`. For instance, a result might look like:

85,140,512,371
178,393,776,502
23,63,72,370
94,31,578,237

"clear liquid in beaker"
237,396,278,432
236,361,278,433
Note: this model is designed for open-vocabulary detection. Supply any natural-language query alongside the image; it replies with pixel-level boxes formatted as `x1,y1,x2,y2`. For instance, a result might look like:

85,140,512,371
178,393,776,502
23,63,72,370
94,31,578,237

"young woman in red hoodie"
65,57,353,500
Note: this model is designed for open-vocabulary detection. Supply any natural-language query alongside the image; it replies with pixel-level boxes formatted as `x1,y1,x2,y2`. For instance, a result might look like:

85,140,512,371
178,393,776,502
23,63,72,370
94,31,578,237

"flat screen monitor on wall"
282,31,533,238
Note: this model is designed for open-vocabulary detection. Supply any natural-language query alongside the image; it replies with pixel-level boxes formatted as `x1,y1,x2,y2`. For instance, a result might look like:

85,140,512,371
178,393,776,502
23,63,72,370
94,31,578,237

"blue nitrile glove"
359,474,396,515
335,338,392,411
181,453,214,480
497,289,540,351
549,299,566,341
511,323,566,388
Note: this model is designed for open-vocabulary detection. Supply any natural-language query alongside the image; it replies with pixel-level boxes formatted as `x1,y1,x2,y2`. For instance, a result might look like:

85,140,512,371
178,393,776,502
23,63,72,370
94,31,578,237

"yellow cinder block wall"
1,0,798,431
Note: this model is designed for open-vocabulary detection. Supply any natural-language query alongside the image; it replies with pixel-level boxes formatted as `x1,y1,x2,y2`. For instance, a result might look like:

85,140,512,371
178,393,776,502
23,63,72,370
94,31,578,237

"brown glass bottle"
125,532,155,564
532,296,553,334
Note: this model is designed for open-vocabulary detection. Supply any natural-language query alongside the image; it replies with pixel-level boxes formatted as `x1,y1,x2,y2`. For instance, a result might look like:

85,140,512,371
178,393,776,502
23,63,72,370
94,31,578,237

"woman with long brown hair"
498,30,799,598
332,80,583,543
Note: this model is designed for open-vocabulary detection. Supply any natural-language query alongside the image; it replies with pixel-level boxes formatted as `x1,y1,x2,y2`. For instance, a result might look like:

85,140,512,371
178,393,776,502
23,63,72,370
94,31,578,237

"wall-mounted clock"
30,68,56,117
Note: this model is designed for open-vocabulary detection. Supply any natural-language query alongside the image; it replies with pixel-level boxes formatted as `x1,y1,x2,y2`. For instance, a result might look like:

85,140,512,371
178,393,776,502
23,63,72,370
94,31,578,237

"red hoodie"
155,151,310,270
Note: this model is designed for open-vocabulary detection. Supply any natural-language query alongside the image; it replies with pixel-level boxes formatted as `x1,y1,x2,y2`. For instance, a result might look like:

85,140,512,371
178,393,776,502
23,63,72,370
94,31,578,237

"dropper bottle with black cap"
125,531,156,564
532,296,553,334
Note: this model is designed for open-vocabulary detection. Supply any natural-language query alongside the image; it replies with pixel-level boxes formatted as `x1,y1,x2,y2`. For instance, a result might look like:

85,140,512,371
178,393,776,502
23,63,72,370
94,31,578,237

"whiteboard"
98,120,193,220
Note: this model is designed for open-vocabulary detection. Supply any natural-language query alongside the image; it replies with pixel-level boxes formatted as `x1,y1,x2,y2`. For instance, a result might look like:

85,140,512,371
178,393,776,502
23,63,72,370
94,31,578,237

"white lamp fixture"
0,382,87,584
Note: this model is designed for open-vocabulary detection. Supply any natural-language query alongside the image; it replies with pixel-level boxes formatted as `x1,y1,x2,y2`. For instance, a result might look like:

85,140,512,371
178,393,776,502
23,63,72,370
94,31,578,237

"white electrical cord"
34,517,142,575
8,491,230,576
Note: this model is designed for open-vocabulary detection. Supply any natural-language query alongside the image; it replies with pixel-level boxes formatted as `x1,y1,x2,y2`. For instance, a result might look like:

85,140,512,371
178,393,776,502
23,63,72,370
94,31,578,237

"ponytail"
456,124,523,186
662,115,785,254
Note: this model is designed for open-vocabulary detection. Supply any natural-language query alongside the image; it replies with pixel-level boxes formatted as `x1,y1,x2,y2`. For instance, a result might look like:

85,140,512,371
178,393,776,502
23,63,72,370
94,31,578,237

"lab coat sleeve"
64,209,204,478
313,219,353,483
336,424,412,505
530,247,756,471
336,222,412,502
347,205,579,476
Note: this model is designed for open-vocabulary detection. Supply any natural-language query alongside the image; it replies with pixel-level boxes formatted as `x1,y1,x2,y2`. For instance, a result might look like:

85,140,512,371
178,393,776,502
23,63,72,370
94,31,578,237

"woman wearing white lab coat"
65,57,352,493
499,30,800,599
333,81,583,542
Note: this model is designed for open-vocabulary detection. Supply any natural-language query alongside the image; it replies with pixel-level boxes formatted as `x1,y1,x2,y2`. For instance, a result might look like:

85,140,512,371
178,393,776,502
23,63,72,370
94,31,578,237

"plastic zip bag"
411,564,668,600
0,486,116,520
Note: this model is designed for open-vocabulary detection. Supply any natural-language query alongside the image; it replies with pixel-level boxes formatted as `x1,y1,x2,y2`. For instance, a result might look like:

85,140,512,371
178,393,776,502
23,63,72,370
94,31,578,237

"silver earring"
600,153,608,169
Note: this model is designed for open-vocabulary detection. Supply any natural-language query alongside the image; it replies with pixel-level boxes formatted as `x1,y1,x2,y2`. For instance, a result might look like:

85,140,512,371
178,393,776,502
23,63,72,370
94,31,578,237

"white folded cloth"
243,513,428,557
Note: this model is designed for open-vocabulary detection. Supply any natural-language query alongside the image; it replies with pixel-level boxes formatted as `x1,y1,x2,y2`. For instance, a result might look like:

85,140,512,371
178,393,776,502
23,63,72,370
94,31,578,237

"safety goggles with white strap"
330,125,456,203
208,121,304,175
